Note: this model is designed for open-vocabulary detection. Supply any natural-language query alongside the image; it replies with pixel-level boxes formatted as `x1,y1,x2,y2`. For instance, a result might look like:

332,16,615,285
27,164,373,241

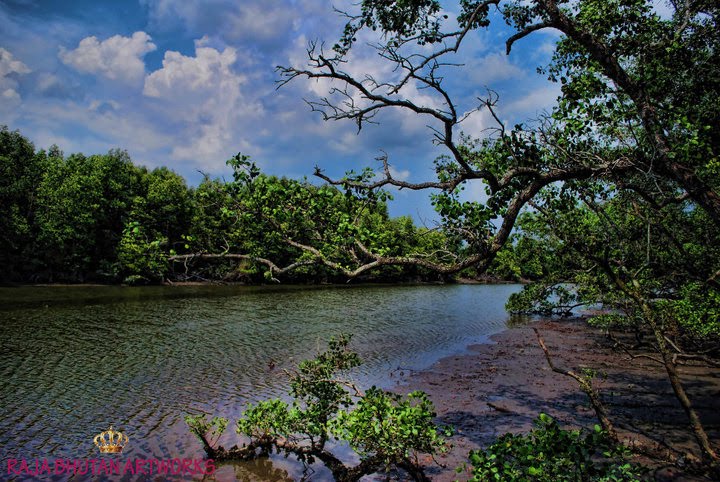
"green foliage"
0,131,458,284
288,334,362,436
0,126,47,280
185,414,229,450
331,387,450,464
137,167,193,251
657,283,720,341
468,414,643,482
116,221,168,284
507,282,580,317
186,335,450,477
191,153,458,283
335,0,446,53
236,399,299,441
34,150,142,281
506,180,720,354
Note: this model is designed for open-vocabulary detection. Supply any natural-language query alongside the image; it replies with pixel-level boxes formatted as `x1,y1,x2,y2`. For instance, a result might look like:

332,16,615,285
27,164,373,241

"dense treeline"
0,126,538,285
1,126,193,283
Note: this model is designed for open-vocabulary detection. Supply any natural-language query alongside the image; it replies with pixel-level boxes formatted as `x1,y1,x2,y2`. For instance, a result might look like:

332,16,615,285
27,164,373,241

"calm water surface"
0,284,522,480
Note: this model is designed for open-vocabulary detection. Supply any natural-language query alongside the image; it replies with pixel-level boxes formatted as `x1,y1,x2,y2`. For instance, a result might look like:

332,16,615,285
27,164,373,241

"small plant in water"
184,334,451,481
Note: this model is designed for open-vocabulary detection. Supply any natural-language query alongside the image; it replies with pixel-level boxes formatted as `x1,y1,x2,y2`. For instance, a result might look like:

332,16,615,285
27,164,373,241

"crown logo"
93,426,129,454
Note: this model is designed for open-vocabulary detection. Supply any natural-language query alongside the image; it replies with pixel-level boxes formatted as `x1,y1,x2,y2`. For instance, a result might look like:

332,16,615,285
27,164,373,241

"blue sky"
1,0,568,221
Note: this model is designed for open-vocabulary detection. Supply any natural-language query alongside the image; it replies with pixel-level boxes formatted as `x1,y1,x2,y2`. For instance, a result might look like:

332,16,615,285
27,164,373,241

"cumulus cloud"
456,107,496,138
505,84,561,118
59,31,156,84
144,38,240,98
143,38,260,167
141,0,307,49
0,47,30,108
467,53,524,85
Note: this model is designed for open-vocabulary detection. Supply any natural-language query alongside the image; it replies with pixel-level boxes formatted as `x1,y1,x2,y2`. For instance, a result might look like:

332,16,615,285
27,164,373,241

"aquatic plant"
185,334,451,481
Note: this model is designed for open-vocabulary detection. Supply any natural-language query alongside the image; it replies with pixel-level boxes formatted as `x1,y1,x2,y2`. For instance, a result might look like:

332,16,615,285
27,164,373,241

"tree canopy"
0,127,472,285
276,0,720,467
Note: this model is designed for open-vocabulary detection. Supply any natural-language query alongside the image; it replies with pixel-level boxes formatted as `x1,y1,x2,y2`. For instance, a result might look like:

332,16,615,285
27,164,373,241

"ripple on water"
0,283,523,478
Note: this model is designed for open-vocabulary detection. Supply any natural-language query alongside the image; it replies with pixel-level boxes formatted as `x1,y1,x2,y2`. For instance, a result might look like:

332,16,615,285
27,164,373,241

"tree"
115,220,168,284
116,166,192,283
0,128,457,284
275,0,720,469
171,154,458,282
506,179,720,464
140,166,193,252
34,150,142,281
185,335,451,482
277,0,718,271
0,127,48,281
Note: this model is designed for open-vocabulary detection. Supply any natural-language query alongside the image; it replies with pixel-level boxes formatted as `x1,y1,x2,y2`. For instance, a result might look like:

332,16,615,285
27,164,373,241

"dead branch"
607,331,664,365
533,327,619,441
168,253,316,283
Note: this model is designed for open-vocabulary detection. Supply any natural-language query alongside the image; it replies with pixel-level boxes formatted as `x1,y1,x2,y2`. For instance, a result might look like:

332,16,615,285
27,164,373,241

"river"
0,283,522,480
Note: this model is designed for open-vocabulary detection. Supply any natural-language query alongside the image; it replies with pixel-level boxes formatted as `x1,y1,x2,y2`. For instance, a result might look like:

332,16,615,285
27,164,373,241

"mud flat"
401,317,720,481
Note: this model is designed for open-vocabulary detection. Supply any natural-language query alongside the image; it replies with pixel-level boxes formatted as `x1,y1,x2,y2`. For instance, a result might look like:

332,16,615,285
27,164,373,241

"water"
0,284,521,480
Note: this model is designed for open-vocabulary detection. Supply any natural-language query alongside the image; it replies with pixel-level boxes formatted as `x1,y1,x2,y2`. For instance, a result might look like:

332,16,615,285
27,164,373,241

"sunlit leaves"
332,387,450,463
188,335,449,478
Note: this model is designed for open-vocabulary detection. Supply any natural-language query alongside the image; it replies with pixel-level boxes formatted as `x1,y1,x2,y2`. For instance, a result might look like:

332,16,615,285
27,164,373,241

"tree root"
200,438,429,482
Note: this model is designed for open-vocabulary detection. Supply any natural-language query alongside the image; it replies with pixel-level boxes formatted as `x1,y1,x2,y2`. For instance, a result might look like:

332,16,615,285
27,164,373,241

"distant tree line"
0,126,544,285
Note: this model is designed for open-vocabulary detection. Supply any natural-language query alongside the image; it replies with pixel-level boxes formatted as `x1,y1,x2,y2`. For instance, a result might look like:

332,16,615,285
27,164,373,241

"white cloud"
505,84,561,118
2,88,21,103
143,38,261,167
224,3,296,43
144,38,240,98
327,130,362,154
459,179,491,204
15,95,175,162
142,0,310,49
0,47,30,77
37,73,62,92
388,165,410,181
287,29,450,143
0,47,30,109
59,31,156,84
88,99,120,112
535,41,557,57
652,0,674,19
456,107,496,138
467,53,524,85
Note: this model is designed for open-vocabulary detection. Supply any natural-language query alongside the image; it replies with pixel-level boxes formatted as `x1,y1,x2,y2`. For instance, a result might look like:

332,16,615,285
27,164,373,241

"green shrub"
468,413,643,481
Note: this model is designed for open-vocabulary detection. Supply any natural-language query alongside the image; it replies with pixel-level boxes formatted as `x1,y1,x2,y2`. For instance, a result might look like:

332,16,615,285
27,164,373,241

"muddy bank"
398,317,720,481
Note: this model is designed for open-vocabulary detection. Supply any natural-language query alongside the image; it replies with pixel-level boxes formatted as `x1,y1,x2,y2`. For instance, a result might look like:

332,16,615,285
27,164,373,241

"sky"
0,0,573,222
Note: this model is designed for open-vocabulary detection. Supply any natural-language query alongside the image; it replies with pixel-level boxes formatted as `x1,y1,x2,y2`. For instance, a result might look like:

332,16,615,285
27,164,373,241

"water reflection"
0,284,520,479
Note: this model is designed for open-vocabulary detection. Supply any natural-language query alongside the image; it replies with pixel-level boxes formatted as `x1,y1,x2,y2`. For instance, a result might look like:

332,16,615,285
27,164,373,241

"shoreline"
400,317,719,481
0,274,520,288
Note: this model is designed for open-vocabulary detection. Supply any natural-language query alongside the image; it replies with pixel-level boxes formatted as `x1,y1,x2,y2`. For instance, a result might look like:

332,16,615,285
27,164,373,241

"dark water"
0,284,522,480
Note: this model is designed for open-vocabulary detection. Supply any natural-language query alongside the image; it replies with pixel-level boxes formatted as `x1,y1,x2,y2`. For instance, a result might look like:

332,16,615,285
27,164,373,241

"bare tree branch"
506,22,554,54
533,327,619,441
